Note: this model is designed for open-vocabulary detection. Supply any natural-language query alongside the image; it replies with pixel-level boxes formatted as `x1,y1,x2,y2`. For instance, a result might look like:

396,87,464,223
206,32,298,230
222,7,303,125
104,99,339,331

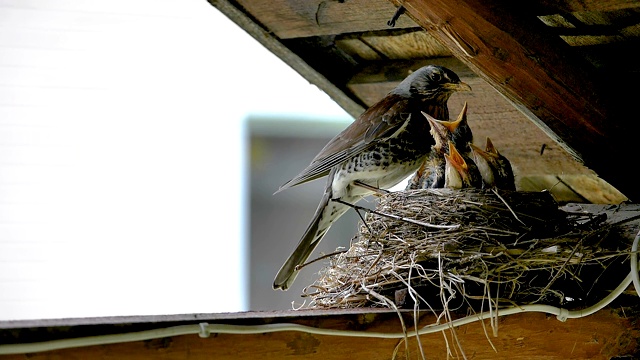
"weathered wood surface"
521,175,627,204
533,0,640,13
226,0,640,39
0,309,638,359
390,0,640,202
233,0,418,39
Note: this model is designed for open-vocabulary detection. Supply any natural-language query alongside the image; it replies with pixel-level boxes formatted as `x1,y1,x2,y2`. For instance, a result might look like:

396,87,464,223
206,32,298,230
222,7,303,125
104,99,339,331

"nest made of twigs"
304,188,630,311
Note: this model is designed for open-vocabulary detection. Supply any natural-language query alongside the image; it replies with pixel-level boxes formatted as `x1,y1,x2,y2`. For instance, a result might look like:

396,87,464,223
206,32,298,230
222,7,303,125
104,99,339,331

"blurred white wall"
0,0,350,320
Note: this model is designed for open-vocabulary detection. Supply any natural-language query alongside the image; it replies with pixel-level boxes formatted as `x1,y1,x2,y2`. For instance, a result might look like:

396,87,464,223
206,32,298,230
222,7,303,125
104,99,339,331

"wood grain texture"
393,0,637,201
1,309,638,359
533,0,640,13
360,30,451,59
235,0,419,39
232,0,639,38
519,175,627,204
335,38,383,61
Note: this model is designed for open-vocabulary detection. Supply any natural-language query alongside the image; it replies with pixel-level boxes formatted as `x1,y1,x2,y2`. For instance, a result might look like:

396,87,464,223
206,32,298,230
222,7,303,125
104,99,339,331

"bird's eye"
431,72,442,82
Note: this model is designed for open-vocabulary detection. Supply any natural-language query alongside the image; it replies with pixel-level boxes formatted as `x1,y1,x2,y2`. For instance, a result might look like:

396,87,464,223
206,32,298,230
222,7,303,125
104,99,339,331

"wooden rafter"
533,0,640,13
1,301,639,358
392,0,638,200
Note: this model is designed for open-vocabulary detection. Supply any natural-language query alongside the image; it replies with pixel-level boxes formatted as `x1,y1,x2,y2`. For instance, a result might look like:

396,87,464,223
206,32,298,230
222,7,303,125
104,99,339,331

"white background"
0,0,350,320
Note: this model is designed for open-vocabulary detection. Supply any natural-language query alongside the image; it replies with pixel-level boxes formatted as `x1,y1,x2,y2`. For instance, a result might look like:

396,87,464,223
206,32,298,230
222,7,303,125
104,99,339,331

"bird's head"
470,139,500,162
470,137,516,190
395,65,472,100
422,111,449,151
484,137,500,156
469,137,503,170
469,141,496,187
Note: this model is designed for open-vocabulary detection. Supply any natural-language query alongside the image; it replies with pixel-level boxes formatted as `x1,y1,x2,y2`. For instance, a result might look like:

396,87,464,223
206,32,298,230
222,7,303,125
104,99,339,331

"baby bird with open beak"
469,137,516,190
406,102,473,189
444,141,483,189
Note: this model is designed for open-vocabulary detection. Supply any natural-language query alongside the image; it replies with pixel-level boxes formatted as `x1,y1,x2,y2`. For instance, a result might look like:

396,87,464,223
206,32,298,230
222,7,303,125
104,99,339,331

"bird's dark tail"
273,191,353,291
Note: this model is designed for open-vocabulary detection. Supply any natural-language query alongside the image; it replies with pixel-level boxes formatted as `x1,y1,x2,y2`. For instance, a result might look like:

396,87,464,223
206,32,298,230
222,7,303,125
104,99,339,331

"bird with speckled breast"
273,65,471,290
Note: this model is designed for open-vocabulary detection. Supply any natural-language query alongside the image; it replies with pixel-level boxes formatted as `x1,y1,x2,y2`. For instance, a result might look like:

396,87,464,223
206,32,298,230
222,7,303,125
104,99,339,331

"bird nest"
303,189,631,311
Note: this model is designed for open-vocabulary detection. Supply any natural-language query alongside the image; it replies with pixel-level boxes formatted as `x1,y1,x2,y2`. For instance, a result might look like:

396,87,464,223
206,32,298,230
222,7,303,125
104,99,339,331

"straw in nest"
304,188,630,312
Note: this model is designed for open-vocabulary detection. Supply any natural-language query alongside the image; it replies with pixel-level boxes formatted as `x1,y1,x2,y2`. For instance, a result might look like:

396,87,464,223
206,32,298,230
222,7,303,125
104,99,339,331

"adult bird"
406,103,471,190
273,65,471,290
469,137,516,190
444,141,482,189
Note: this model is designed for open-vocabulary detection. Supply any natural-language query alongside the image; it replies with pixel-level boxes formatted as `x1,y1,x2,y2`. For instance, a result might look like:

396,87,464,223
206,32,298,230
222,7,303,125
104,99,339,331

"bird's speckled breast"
331,113,433,198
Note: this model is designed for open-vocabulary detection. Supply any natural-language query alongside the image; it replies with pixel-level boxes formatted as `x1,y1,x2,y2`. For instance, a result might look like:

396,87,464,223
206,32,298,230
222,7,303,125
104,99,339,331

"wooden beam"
533,0,640,14
234,0,419,39
206,0,364,118
1,306,639,359
392,0,638,201
217,0,639,39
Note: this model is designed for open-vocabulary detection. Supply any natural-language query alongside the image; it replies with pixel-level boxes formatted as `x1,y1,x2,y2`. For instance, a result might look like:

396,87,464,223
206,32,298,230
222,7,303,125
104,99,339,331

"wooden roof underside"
209,0,640,202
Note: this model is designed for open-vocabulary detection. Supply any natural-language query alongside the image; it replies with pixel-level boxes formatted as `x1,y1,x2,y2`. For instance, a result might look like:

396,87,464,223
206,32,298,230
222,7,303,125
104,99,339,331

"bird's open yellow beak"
437,102,468,133
447,141,468,172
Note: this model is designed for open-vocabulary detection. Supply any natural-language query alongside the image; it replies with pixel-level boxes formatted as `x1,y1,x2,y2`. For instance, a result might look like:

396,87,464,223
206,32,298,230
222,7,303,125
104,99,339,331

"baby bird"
405,110,449,189
406,103,473,190
469,137,516,190
435,101,473,155
444,141,483,189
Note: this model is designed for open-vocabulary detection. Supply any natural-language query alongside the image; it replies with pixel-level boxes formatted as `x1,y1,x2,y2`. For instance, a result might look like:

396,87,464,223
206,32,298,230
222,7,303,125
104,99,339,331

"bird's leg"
353,180,390,195
332,198,375,236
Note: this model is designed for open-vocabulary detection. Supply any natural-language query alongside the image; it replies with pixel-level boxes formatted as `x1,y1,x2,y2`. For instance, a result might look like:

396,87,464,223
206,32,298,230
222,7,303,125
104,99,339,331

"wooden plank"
234,0,419,39
335,38,383,61
221,0,637,39
533,0,640,14
556,174,628,204
0,309,638,359
519,175,628,204
391,0,637,201
206,0,364,118
360,30,451,59
538,11,640,45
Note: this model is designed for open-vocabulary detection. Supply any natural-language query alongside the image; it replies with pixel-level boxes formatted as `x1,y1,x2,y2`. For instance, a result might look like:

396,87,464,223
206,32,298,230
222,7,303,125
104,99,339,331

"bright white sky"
0,0,350,320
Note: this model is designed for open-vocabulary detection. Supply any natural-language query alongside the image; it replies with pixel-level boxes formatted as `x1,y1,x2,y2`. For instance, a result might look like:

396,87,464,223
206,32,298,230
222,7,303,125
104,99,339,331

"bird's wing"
275,96,410,193
363,98,411,143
